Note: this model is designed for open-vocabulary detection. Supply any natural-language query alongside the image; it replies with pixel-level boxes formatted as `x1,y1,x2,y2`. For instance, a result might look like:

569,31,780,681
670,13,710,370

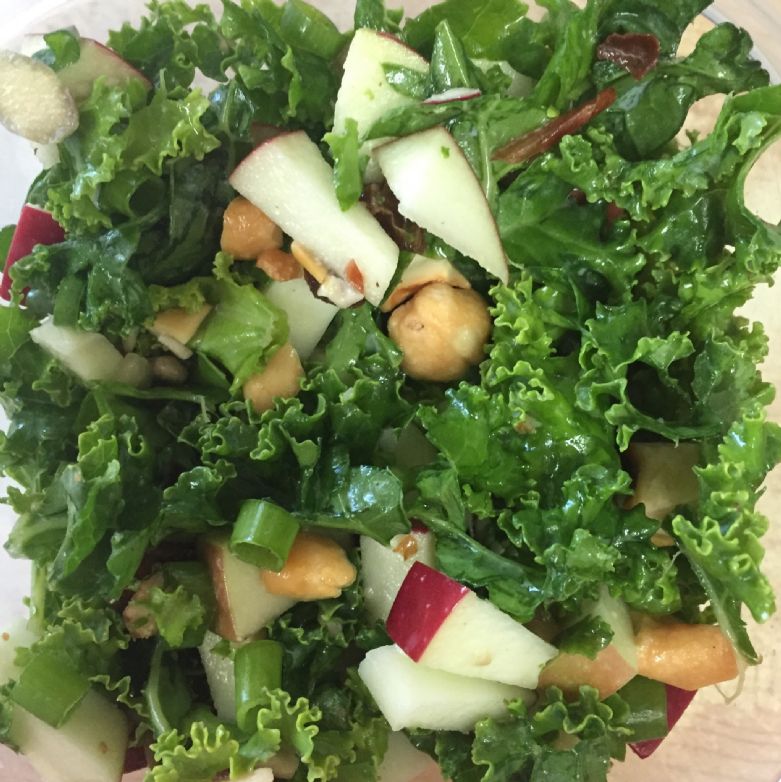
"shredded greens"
0,0,779,781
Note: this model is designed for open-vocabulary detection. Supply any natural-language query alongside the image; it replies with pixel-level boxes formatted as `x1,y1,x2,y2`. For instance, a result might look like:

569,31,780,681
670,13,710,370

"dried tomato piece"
597,33,661,80
493,87,618,165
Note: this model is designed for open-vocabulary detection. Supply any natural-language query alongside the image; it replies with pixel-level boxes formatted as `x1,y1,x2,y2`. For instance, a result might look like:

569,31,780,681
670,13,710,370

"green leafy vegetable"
1,3,780,782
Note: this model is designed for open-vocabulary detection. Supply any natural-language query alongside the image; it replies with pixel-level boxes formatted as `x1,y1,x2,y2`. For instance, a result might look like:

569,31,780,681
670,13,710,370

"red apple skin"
423,89,481,105
85,39,152,90
229,131,299,180
375,31,429,61
629,685,697,759
1,205,65,300
386,562,470,661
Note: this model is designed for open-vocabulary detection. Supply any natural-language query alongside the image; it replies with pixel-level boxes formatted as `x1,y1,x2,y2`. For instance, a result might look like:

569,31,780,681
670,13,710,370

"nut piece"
290,241,328,284
242,343,304,413
635,621,738,691
221,197,283,260
256,249,303,282
150,305,213,346
122,573,164,639
149,355,188,385
381,255,471,313
262,532,357,601
388,283,491,382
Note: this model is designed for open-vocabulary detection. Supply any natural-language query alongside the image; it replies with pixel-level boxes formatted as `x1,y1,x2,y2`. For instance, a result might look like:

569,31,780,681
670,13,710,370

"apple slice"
30,317,126,383
264,278,338,359
375,128,509,283
537,589,638,699
229,131,399,306
9,690,128,782
0,51,78,144
202,538,296,642
361,528,436,622
1,204,65,300
358,645,530,732
57,39,151,102
333,29,429,184
333,30,428,140
630,685,697,759
378,732,446,782
199,630,237,723
387,563,556,689
423,88,481,104
381,254,471,312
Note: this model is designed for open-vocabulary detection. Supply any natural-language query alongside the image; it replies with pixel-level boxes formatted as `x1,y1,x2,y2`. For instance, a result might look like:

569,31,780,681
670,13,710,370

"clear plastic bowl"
0,2,779,781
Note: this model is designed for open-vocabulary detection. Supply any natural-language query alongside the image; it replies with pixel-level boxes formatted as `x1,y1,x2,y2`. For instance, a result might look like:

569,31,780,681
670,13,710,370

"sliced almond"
291,241,329,284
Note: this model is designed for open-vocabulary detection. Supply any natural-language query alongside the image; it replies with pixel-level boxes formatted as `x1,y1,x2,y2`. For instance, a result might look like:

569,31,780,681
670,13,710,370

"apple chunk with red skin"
361,527,436,622
359,644,530,732
387,562,556,689
58,39,152,102
202,538,295,642
374,127,509,284
1,204,65,300
333,29,429,184
229,131,399,306
333,29,428,140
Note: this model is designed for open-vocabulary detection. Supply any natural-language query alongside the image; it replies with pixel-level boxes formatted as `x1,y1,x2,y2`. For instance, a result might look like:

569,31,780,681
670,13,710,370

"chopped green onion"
145,642,192,738
230,499,301,571
10,651,90,728
53,275,85,327
279,0,346,60
235,640,283,733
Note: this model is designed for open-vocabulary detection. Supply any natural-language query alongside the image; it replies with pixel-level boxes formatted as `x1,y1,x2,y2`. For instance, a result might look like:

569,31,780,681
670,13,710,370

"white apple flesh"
377,732,446,782
387,562,556,689
375,128,509,283
9,690,128,782
199,630,237,723
30,317,126,383
333,30,429,139
203,538,296,642
57,39,151,102
0,50,78,144
229,131,399,306
1,204,65,300
358,645,530,732
333,29,429,184
264,277,338,359
361,528,436,622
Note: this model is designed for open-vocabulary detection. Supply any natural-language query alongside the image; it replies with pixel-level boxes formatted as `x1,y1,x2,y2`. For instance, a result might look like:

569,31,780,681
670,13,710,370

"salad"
0,0,779,780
